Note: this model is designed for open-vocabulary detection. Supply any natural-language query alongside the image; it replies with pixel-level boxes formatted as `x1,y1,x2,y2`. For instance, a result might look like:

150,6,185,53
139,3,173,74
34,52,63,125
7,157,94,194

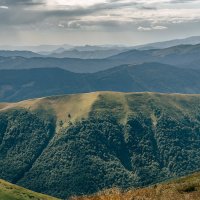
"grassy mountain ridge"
2,63,200,102
0,92,99,131
0,179,59,200
2,92,200,198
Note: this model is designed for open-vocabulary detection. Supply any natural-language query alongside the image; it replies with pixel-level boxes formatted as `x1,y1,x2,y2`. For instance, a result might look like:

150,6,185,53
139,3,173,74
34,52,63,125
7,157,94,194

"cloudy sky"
0,0,200,45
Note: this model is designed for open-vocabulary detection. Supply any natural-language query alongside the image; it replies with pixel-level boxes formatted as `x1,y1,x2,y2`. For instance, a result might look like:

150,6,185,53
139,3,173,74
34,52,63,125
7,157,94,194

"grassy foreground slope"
0,179,59,200
72,172,200,200
2,92,200,198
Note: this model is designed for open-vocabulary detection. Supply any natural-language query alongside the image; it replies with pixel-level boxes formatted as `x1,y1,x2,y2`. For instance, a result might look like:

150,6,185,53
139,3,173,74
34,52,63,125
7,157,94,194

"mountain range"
2,37,200,200
0,43,200,73
0,51,41,58
135,36,200,50
1,62,200,102
48,49,126,59
109,43,200,67
1,92,200,199
1,36,200,52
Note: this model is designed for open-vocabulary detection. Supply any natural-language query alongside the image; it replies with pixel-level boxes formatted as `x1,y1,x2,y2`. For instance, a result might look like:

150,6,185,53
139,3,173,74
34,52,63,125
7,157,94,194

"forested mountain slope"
1,92,200,199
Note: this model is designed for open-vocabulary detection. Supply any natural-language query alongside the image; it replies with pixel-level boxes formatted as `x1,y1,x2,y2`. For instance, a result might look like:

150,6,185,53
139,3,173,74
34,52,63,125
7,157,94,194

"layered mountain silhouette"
0,43,200,73
48,49,125,59
135,36,200,49
1,38,200,200
1,62,200,102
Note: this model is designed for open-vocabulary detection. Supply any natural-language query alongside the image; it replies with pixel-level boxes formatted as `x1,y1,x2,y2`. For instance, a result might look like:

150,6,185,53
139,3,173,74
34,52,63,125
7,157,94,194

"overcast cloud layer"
0,0,200,45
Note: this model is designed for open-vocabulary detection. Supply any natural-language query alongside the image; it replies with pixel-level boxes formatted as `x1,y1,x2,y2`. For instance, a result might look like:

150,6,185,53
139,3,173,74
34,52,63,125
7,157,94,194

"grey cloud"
0,0,199,32
1,0,45,6
0,1,139,26
0,0,157,26
0,5,8,8
167,0,199,3
140,6,157,10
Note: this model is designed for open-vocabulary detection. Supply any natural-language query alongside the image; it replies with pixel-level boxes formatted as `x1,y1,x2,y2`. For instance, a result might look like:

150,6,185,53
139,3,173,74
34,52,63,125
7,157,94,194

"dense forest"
1,93,200,199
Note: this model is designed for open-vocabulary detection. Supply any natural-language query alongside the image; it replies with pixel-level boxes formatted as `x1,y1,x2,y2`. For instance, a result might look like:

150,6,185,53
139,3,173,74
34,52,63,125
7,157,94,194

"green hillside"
1,92,200,199
0,179,59,200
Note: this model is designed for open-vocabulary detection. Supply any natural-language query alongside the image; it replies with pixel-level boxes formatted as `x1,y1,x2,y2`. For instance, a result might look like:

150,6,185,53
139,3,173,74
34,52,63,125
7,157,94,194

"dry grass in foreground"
71,172,200,200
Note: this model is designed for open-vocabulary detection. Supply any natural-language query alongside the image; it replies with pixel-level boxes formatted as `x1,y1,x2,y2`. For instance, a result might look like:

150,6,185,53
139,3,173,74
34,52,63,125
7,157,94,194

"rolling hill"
1,63,200,102
72,171,200,200
0,179,59,200
1,92,200,199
